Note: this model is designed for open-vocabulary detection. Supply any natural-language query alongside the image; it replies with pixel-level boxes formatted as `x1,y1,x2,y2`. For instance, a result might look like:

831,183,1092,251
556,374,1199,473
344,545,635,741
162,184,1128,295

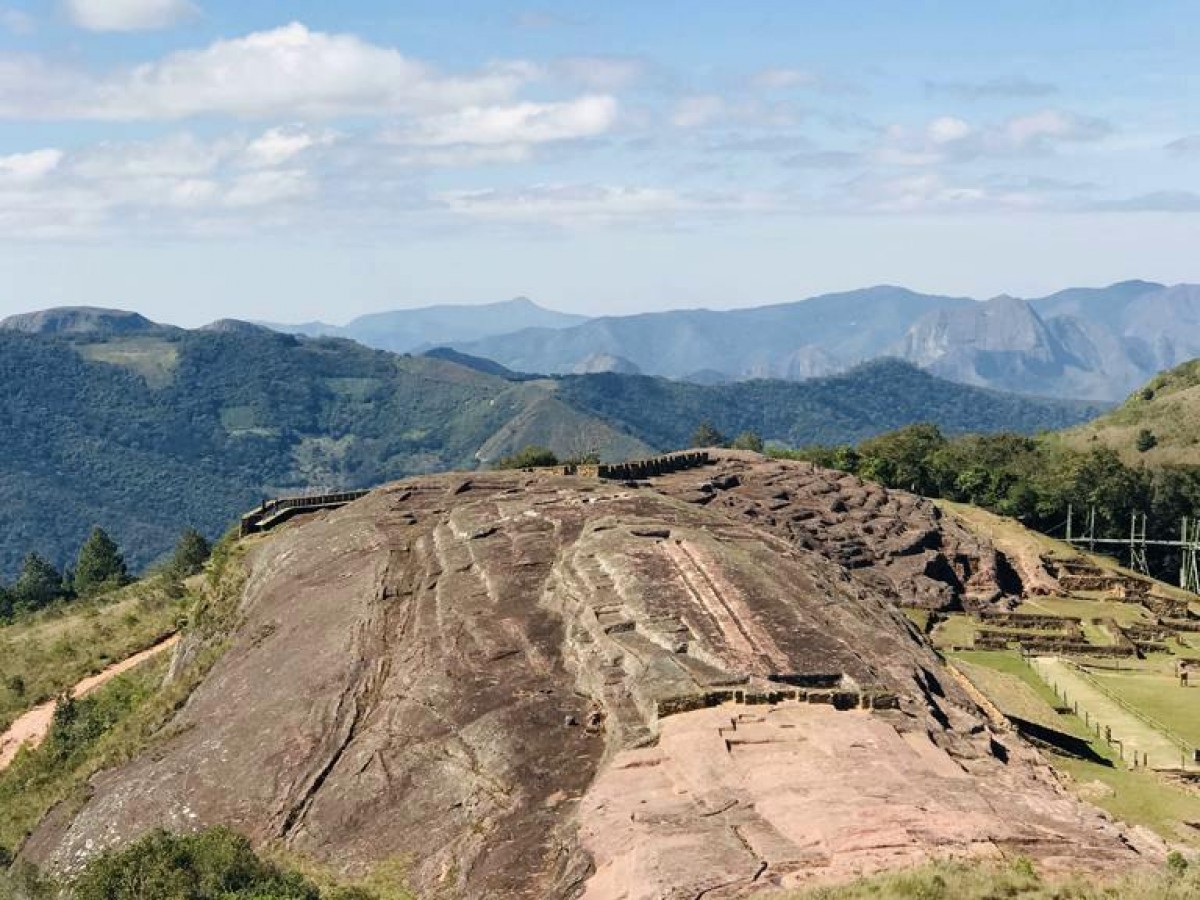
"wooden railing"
240,490,371,537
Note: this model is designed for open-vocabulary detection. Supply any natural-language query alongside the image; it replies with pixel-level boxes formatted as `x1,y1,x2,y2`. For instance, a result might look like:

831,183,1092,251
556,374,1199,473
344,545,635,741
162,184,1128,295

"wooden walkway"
240,490,371,537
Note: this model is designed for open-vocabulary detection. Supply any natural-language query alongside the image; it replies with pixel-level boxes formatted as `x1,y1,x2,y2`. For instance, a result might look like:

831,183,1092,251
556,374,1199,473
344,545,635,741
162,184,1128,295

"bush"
731,431,764,453
495,446,559,469
72,827,323,900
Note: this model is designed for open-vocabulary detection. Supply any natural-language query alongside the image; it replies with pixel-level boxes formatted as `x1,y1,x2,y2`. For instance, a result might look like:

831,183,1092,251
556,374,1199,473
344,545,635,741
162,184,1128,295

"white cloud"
927,116,972,145
877,108,1111,166
0,23,534,120
0,129,333,238
242,126,335,168
72,133,227,180
671,95,727,129
64,0,196,32
0,148,62,182
439,183,775,225
1002,109,1110,150
400,95,617,147
0,7,34,34
840,172,1041,213
223,169,313,208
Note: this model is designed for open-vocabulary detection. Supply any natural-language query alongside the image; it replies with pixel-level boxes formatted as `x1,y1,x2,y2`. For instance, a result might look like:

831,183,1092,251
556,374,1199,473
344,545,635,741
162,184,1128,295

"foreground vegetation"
0,534,234,861
0,826,390,900
766,856,1199,899
0,578,184,735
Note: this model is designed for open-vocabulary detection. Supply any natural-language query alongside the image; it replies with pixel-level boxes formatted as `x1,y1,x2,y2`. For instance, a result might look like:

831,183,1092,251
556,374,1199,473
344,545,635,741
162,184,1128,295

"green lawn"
948,650,1200,844
1089,669,1200,748
760,857,1200,899
1019,595,1150,627
948,650,1064,709
930,614,976,649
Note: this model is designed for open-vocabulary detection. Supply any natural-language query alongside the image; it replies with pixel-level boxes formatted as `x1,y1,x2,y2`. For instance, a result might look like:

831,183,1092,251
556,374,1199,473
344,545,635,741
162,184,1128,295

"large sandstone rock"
23,456,1160,897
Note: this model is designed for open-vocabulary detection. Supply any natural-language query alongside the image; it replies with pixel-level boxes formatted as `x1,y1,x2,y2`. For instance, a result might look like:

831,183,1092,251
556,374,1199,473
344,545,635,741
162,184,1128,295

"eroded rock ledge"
23,453,1160,898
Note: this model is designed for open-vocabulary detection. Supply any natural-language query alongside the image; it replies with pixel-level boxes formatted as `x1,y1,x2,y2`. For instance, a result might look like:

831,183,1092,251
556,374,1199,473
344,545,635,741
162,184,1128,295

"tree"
495,445,559,469
73,527,129,596
731,431,764,453
691,421,726,448
857,424,947,494
13,552,64,612
1136,429,1158,453
169,528,211,578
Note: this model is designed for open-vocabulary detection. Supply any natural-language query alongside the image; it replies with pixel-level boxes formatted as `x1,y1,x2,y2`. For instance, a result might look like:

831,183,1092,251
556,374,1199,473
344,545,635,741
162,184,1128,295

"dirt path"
0,634,179,773
1031,656,1188,770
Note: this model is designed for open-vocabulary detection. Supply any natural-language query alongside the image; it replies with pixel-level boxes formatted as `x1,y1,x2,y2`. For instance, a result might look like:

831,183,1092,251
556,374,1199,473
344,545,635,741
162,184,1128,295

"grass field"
1019,594,1151,627
0,578,186,734
759,857,1200,899
950,650,1200,844
930,614,976,649
1088,668,1200,749
952,658,1086,737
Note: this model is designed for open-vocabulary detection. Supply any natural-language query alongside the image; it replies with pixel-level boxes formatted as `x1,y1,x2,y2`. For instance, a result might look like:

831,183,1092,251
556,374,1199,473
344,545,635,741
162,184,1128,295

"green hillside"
1061,358,1200,465
0,328,650,578
558,359,1102,450
0,330,1099,579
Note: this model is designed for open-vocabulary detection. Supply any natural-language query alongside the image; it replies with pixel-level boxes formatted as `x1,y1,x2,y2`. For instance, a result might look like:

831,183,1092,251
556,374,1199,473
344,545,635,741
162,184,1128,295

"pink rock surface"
580,703,1152,899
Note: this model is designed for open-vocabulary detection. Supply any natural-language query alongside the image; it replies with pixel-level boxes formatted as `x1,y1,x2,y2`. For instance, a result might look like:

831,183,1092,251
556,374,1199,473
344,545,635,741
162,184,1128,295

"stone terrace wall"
597,451,710,481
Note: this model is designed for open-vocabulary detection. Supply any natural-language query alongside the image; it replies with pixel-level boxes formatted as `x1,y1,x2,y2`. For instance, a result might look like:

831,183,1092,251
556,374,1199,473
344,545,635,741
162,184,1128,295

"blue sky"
0,0,1196,324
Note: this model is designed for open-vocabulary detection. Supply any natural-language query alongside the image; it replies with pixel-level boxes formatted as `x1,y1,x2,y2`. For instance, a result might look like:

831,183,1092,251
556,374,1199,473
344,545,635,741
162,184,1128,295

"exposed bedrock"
23,456,1158,898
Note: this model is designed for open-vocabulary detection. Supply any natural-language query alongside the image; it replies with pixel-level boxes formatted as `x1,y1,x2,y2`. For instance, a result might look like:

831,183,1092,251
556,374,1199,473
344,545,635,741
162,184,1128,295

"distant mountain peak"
199,319,273,335
0,306,170,336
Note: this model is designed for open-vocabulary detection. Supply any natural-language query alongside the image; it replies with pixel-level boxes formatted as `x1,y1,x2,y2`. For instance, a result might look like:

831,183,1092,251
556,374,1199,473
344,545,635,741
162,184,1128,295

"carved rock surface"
24,455,1157,897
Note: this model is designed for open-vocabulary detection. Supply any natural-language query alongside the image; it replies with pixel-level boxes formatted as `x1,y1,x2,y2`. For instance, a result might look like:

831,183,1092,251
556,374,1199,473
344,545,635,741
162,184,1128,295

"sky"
0,0,1196,325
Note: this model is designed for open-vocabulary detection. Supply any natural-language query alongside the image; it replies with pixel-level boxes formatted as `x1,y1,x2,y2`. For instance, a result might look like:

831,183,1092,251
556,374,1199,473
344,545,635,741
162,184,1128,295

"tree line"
0,526,211,622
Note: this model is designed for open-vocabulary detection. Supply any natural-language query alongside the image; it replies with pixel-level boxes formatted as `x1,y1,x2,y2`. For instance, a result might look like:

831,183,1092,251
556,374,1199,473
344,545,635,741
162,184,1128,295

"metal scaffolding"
1066,505,1200,593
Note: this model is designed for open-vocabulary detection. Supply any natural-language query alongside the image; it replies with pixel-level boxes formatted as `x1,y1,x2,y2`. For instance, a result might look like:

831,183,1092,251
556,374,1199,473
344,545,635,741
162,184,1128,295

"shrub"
495,446,559,469
71,827,322,900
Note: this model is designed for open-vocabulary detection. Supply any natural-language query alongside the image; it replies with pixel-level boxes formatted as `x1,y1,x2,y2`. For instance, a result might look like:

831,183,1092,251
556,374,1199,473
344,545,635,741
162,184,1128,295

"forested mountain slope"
0,322,1099,578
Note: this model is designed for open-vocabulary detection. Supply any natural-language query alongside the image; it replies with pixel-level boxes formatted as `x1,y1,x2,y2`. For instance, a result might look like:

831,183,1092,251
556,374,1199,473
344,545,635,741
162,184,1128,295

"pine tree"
14,552,64,612
169,528,211,578
690,421,726,448
73,527,128,596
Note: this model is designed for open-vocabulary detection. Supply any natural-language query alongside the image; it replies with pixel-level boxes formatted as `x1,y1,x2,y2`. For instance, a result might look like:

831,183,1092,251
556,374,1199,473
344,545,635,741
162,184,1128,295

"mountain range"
257,281,1199,402
261,296,586,354
0,307,1097,577
451,281,1198,402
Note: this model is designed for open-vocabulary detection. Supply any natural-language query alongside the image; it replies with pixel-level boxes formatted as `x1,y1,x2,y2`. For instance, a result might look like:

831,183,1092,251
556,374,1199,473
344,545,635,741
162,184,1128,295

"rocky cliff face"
23,453,1160,898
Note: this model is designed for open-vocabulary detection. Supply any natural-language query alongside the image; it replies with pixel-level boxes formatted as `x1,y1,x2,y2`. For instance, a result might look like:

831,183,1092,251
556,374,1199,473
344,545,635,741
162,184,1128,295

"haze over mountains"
262,296,586,354
259,280,1196,403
